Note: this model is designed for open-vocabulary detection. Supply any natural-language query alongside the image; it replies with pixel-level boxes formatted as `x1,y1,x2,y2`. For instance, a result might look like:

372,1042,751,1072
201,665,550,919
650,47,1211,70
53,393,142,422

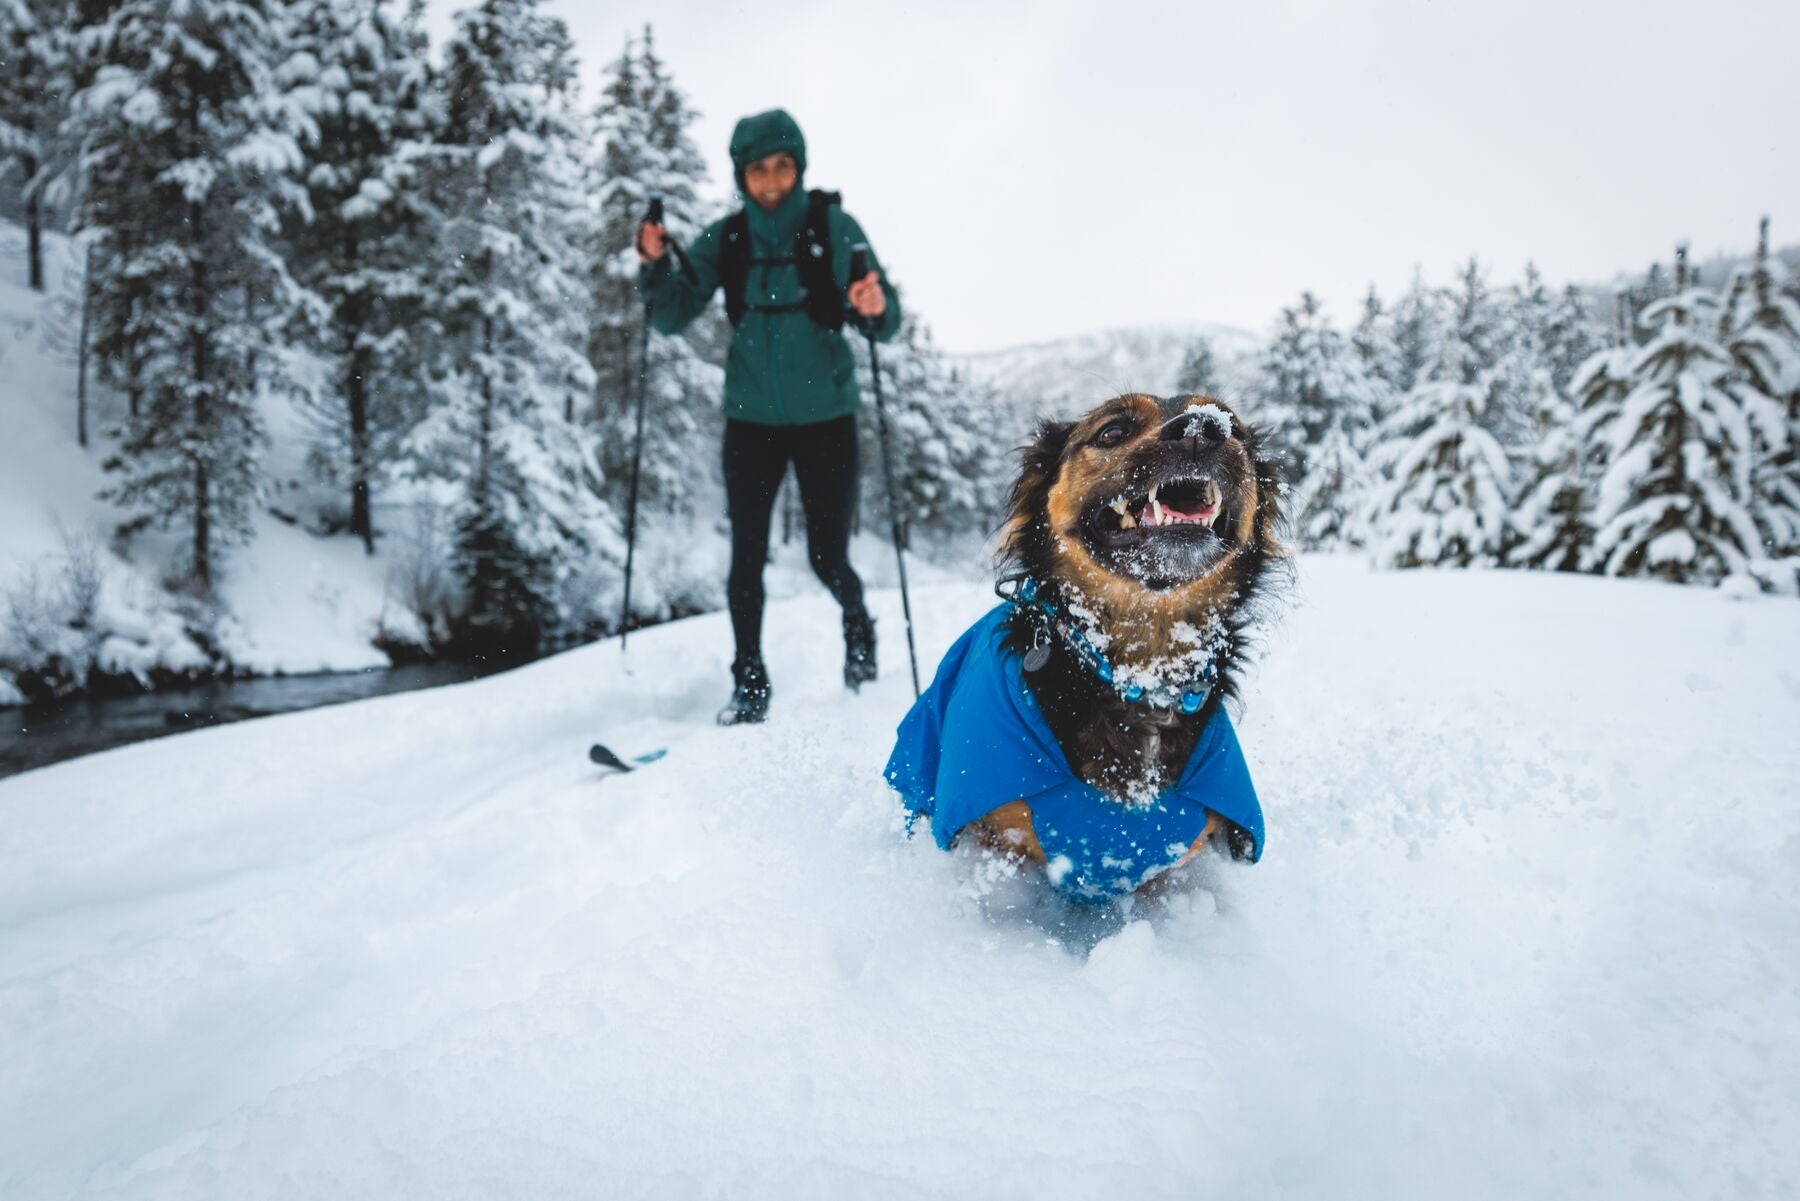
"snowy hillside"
0,226,406,698
956,322,1260,423
3,559,1796,1199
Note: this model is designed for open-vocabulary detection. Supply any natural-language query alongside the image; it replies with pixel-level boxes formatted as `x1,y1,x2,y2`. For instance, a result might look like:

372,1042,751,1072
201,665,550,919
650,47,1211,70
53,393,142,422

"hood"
729,108,807,196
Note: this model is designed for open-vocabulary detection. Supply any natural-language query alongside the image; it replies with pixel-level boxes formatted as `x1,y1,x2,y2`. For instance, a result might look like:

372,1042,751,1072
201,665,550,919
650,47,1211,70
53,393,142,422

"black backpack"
716,189,846,331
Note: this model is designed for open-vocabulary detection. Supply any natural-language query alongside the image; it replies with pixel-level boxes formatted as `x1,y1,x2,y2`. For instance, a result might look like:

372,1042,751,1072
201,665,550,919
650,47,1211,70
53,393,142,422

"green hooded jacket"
637,108,902,427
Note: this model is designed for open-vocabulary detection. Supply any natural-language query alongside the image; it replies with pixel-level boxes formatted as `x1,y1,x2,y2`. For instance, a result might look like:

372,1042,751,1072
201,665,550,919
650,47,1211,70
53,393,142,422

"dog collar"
995,574,1215,714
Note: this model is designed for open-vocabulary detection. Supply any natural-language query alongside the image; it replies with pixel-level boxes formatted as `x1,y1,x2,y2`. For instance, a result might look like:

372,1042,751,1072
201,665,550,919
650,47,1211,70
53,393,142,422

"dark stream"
0,659,523,780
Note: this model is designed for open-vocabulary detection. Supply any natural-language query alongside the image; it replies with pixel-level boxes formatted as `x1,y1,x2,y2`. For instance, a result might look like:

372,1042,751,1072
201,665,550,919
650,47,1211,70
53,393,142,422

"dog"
886,393,1286,902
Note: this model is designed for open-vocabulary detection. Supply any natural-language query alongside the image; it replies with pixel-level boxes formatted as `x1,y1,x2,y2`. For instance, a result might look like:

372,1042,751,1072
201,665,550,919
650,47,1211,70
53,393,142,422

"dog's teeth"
1120,511,1136,529
1151,499,1165,525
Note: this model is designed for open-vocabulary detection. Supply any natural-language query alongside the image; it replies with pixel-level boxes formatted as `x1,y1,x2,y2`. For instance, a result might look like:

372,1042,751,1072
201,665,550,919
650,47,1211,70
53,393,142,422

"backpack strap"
718,210,752,327
796,189,845,332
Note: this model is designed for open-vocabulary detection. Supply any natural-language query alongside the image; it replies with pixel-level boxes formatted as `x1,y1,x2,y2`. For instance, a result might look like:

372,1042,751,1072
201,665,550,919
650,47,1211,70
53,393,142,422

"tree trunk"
471,302,496,616
349,351,373,554
190,194,212,592
25,153,43,292
77,242,91,447
344,227,374,554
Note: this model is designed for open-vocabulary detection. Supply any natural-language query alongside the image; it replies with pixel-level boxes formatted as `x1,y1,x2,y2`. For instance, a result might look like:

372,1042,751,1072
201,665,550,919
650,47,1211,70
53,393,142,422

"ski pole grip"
645,196,664,226
849,243,873,332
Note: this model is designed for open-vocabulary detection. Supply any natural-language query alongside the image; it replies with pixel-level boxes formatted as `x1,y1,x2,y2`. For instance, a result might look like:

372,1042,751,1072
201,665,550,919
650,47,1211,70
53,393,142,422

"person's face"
744,151,798,211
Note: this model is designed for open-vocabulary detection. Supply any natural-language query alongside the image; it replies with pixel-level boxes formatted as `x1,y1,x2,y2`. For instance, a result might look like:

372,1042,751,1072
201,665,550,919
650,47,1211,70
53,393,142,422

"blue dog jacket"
885,605,1264,902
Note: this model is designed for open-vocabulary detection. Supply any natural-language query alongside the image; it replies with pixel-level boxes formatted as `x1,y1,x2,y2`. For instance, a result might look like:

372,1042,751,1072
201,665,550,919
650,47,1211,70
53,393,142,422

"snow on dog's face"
1001,393,1284,666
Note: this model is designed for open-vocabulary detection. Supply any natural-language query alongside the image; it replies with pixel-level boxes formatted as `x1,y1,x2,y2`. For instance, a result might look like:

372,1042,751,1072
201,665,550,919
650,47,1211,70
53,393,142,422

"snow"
3,558,1797,1198
1178,400,1233,439
0,225,404,691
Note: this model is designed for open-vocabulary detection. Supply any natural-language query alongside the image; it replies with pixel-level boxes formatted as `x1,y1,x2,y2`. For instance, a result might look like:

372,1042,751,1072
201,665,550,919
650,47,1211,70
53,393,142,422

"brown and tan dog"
970,392,1287,884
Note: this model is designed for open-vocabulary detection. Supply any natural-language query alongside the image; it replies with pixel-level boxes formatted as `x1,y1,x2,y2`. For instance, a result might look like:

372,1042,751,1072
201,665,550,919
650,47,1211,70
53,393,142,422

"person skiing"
636,108,902,725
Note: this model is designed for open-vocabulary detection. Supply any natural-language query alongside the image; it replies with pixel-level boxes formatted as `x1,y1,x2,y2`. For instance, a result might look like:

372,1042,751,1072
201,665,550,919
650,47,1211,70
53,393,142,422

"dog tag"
1023,643,1051,672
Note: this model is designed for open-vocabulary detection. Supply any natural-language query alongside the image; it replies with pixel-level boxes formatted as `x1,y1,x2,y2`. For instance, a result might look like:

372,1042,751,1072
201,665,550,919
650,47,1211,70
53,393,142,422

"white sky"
427,0,1799,353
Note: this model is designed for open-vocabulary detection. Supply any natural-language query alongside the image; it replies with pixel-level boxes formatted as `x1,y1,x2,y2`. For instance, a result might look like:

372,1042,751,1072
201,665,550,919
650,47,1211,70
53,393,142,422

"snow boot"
843,608,877,691
717,655,772,725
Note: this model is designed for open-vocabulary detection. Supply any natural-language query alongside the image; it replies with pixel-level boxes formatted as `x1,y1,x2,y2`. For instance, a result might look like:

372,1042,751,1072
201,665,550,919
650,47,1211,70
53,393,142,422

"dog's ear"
1240,418,1290,564
998,418,1074,571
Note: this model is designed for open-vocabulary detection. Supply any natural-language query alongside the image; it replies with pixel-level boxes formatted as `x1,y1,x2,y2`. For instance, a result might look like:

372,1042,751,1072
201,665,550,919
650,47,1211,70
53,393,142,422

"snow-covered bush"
0,524,208,701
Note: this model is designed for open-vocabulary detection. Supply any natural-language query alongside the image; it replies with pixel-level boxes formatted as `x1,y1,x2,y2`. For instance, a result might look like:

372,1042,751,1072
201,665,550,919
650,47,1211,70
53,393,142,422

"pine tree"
407,0,610,651
1351,285,1400,416
1589,248,1762,584
72,0,316,590
1365,273,1514,569
282,0,438,554
1387,267,1439,397
1175,334,1218,395
1514,295,1629,573
1445,258,1529,458
585,24,718,523
0,0,72,291
1542,284,1602,397
857,310,1004,546
1256,292,1376,547
1720,217,1800,560
1495,264,1568,563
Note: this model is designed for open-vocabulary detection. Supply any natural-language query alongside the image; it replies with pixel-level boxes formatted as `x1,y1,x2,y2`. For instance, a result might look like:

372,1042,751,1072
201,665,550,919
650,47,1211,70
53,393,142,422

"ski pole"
618,197,662,653
620,199,697,654
851,244,921,699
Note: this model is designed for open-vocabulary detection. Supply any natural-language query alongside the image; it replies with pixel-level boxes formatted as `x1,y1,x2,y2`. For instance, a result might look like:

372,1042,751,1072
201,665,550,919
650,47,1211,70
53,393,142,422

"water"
0,659,522,780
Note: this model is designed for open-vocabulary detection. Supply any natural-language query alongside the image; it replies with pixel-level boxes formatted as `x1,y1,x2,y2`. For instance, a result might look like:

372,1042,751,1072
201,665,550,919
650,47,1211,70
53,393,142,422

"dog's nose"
1158,410,1229,445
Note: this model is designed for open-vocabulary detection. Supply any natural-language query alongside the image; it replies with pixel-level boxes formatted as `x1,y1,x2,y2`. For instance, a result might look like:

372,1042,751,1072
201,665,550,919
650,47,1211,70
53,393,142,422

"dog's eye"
1093,421,1132,449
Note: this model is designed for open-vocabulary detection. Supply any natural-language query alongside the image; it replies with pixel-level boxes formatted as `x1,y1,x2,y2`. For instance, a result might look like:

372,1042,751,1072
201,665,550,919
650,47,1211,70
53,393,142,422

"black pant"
724,415,867,661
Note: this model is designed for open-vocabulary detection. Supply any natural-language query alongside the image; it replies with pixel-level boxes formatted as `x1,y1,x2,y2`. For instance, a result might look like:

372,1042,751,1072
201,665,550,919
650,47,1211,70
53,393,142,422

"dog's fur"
967,393,1287,880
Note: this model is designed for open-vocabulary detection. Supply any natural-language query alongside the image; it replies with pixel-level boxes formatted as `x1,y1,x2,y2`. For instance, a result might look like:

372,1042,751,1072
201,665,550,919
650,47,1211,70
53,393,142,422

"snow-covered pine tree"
584,25,719,524
1511,291,1627,573
0,0,72,291
1364,268,1514,569
407,0,609,652
1720,217,1800,565
1251,292,1326,481
1497,264,1571,565
281,0,437,554
1542,284,1602,397
856,309,1003,548
1351,285,1400,421
1256,292,1376,548
1589,247,1762,584
1175,335,1218,396
1445,257,1532,463
1386,267,1439,397
71,0,316,590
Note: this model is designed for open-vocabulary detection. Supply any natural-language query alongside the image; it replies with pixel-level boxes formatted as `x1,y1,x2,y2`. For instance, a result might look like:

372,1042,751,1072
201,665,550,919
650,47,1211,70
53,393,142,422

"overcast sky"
427,0,1798,353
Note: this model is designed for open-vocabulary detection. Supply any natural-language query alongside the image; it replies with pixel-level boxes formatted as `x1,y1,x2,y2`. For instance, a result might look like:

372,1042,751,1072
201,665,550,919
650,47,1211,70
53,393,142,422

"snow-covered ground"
2,557,1798,1199
0,228,396,691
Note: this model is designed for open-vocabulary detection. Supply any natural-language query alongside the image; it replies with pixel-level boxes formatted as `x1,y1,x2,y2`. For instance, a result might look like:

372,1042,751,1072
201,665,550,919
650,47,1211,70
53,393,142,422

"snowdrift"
2,558,1797,1199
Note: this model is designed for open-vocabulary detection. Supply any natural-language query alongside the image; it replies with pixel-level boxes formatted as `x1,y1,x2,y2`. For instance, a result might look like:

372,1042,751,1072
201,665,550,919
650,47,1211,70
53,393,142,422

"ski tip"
588,743,633,771
634,748,668,765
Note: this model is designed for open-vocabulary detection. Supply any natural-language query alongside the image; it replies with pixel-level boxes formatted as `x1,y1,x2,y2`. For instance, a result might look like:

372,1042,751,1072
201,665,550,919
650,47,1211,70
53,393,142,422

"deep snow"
2,557,1798,1199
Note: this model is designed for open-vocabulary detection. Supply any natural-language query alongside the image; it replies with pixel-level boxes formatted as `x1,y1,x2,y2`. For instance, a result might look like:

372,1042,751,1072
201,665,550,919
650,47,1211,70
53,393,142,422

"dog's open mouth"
1090,474,1227,545
1081,470,1234,588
